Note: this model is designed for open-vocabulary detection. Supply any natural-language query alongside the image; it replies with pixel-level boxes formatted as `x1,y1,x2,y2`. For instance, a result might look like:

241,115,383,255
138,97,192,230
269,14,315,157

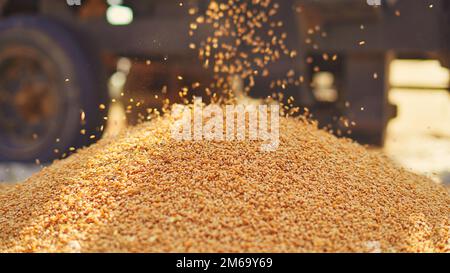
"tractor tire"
0,16,109,162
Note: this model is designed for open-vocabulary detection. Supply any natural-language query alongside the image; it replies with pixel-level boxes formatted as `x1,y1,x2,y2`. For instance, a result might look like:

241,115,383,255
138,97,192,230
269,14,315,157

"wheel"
302,52,397,146
0,16,109,162
341,52,396,146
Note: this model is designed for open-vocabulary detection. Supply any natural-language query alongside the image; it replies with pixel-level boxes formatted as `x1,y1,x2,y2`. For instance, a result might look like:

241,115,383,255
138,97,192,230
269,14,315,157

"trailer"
0,0,448,162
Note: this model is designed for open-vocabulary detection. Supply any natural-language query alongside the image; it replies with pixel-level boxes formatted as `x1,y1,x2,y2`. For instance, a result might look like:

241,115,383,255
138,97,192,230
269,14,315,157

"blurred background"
0,0,448,185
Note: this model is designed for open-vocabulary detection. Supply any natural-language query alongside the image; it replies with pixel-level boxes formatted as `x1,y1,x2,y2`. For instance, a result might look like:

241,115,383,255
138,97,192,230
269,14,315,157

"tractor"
0,0,448,162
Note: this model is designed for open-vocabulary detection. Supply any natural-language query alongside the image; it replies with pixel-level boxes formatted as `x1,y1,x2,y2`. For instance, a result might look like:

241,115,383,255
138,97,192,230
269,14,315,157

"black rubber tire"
0,16,109,162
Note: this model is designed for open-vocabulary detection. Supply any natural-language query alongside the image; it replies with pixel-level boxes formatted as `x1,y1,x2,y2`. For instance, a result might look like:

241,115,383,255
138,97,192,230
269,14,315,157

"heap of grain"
0,115,448,253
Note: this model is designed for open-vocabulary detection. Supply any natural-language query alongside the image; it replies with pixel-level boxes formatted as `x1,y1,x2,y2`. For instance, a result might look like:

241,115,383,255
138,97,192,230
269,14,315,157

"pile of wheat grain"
0,116,448,253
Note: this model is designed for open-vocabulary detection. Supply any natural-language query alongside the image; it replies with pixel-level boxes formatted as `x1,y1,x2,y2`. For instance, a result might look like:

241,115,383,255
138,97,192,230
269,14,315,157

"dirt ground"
385,60,450,185
385,89,450,184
